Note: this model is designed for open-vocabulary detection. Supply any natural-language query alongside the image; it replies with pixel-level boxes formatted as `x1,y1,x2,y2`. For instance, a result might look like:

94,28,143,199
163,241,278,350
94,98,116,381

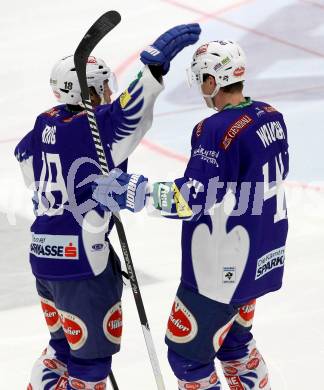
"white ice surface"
1,0,324,389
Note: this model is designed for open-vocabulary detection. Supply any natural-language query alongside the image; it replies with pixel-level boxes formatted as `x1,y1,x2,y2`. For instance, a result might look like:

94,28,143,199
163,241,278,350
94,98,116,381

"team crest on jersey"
236,299,256,327
103,302,123,344
166,297,198,344
213,315,236,352
59,310,88,350
40,297,62,332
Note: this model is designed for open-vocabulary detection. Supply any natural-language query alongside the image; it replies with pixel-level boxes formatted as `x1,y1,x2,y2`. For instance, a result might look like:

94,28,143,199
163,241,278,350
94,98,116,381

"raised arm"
100,24,201,167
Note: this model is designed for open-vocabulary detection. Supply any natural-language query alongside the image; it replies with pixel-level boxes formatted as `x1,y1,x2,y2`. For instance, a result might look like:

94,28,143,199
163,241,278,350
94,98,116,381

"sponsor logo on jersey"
42,125,56,144
223,266,236,284
59,310,88,350
30,234,79,260
213,315,236,352
103,302,123,344
195,44,209,56
236,299,256,327
225,375,245,390
166,297,198,343
91,243,108,252
195,120,204,137
263,105,277,113
192,145,220,166
40,297,61,332
221,115,253,150
256,121,285,148
233,67,245,77
119,89,132,108
255,247,285,280
255,107,265,117
43,108,60,117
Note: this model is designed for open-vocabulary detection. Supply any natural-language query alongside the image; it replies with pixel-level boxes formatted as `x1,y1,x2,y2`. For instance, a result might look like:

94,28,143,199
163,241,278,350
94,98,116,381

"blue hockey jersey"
150,99,289,304
15,66,163,280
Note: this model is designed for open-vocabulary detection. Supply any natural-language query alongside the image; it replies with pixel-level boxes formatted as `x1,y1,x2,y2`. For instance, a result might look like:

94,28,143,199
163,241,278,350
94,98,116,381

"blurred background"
1,0,323,388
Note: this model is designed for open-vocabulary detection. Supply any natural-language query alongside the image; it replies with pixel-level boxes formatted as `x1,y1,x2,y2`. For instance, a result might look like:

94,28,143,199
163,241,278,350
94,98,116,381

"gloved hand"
140,23,201,75
92,168,148,213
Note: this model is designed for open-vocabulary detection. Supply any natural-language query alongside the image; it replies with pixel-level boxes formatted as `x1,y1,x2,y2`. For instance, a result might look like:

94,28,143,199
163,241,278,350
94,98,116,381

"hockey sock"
67,355,111,390
168,349,222,390
220,340,270,390
28,343,69,390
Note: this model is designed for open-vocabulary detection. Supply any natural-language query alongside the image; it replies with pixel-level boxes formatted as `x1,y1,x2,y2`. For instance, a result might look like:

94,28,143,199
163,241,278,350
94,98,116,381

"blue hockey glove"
140,23,201,75
93,168,148,213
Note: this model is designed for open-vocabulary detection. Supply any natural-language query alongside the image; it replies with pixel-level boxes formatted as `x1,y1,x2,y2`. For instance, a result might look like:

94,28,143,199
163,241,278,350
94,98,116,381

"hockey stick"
74,11,166,390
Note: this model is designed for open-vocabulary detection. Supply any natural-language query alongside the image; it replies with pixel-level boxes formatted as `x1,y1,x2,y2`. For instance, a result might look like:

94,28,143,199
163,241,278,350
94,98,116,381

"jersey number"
263,152,287,223
37,152,68,216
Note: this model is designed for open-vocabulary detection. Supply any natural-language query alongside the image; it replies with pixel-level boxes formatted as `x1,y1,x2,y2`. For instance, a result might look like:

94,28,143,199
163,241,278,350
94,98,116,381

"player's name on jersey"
256,121,285,148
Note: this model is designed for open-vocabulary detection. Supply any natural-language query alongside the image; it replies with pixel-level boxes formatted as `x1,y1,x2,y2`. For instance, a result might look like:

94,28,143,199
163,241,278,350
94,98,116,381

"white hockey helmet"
187,40,246,107
50,55,118,105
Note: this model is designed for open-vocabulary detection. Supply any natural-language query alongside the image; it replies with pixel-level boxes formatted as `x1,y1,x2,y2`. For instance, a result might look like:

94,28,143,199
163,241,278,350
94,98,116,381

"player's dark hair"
202,74,244,93
221,82,244,93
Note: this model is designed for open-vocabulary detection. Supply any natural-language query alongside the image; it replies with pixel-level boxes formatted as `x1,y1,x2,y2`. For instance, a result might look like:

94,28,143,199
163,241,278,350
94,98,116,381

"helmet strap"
201,84,221,109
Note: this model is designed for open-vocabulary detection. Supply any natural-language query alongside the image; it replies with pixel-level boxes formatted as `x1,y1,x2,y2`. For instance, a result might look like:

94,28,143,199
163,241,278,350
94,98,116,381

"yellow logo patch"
172,184,193,218
119,90,132,108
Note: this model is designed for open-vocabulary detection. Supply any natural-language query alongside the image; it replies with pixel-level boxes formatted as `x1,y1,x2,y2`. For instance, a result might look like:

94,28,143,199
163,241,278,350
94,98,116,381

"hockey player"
15,24,201,390
93,40,289,389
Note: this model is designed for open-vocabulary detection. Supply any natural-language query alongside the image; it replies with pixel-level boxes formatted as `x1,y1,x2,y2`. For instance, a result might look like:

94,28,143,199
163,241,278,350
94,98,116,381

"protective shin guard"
220,342,270,390
67,356,111,390
168,349,222,390
28,344,69,390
